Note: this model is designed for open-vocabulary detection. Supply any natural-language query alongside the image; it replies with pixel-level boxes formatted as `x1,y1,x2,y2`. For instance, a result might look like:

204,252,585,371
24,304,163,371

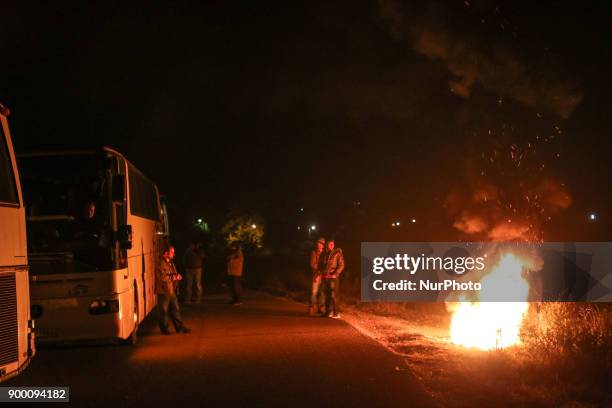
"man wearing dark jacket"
156,245,190,334
183,242,205,304
309,237,326,316
321,238,345,318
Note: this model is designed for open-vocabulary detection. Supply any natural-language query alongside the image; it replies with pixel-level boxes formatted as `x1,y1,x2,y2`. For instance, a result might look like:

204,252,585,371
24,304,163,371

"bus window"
128,163,159,221
18,153,113,274
0,127,18,205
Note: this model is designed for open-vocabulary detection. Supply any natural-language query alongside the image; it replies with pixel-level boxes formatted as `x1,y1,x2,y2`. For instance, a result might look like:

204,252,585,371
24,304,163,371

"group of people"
309,237,345,318
154,236,344,335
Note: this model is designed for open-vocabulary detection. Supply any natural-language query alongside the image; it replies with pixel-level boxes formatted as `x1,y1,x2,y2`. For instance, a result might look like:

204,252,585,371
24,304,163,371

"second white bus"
19,147,167,344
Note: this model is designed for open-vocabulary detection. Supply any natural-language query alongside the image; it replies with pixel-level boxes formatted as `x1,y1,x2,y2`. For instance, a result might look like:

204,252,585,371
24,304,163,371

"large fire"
449,253,530,350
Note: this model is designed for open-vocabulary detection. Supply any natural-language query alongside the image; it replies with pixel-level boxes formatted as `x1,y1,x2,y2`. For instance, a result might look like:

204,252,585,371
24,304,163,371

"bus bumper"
0,353,35,383
32,295,123,343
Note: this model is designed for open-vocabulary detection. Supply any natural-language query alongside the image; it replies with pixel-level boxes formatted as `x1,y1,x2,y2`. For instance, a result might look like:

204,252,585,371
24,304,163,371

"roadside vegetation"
343,301,612,408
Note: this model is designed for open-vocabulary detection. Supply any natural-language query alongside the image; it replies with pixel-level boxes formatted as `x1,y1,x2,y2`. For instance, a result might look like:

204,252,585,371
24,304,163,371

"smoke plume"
379,0,583,118
447,178,572,241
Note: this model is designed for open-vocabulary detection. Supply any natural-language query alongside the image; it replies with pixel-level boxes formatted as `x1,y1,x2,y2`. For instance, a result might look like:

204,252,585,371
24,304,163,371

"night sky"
2,1,610,244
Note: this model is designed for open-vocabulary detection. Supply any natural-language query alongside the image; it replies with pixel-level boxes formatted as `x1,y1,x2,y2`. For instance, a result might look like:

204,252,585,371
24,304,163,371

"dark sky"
2,1,611,242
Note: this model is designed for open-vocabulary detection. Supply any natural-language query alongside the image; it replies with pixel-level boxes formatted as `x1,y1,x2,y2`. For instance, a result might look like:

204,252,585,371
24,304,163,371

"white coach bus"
0,104,35,382
18,147,167,344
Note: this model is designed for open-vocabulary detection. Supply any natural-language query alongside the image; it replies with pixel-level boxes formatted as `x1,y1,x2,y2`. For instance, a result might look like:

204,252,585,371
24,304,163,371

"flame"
449,253,530,350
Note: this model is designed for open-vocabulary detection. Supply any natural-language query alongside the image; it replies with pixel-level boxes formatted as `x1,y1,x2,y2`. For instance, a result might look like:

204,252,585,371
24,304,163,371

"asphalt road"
6,291,433,407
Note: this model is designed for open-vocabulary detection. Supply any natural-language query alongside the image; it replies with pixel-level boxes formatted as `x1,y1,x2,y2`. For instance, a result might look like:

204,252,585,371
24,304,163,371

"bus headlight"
89,299,120,315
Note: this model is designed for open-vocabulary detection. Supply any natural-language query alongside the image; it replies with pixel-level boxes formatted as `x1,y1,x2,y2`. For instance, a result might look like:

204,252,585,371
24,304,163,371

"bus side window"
0,125,18,205
128,164,159,221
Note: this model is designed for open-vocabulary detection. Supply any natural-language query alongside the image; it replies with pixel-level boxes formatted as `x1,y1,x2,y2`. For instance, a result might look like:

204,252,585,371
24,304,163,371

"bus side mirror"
117,225,133,250
112,176,126,203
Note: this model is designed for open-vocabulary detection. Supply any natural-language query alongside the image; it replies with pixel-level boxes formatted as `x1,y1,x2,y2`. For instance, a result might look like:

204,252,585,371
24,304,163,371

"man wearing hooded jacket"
321,238,345,318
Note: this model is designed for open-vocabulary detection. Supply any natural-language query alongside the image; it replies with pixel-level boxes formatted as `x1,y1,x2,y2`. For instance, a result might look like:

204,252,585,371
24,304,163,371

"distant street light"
589,213,597,222
411,218,416,223
308,225,316,238
195,218,209,232
251,224,257,229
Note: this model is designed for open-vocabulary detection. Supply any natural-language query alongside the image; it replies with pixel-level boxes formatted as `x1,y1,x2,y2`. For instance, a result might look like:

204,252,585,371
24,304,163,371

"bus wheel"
121,289,139,346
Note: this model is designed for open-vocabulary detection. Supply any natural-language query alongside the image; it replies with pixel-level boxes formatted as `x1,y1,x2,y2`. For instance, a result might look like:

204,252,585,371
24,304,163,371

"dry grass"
518,303,612,404
342,302,612,408
522,303,612,362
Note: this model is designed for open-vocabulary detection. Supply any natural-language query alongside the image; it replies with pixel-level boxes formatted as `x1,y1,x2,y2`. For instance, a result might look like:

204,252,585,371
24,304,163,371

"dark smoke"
378,0,583,119
446,178,572,241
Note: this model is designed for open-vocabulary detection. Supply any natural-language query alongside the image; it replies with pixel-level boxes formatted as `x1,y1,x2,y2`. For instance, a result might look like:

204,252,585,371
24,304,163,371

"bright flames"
449,253,530,350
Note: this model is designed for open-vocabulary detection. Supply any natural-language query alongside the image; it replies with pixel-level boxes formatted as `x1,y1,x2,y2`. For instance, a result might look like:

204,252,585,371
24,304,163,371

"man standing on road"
183,241,205,305
156,244,191,334
321,238,345,318
227,242,244,305
309,237,326,316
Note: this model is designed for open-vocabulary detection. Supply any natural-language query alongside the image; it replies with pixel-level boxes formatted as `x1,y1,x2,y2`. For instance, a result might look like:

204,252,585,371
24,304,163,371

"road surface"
6,291,433,407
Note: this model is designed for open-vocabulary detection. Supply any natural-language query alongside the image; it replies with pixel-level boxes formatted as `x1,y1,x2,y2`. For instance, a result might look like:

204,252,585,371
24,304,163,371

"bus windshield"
18,153,113,273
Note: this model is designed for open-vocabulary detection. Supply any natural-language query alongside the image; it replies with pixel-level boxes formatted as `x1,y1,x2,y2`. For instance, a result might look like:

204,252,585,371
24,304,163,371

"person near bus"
321,238,345,318
227,242,244,305
183,241,205,304
309,237,326,316
156,244,191,334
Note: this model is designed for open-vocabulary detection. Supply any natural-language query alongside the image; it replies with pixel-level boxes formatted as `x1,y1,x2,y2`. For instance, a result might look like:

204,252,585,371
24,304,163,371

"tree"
221,213,264,252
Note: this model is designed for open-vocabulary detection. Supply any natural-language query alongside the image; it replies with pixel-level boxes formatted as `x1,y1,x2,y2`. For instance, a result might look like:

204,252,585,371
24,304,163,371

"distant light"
395,221,400,226
297,226,301,230
197,218,203,223
589,213,597,222
251,224,257,229
310,225,316,231
411,218,416,223
299,207,304,212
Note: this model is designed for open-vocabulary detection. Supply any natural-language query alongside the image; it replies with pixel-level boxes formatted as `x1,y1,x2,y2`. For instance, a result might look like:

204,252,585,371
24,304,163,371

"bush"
521,303,612,362
519,302,612,401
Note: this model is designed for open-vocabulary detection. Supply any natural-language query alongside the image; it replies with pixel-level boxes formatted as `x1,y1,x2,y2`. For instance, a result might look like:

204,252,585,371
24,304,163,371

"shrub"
520,302,612,373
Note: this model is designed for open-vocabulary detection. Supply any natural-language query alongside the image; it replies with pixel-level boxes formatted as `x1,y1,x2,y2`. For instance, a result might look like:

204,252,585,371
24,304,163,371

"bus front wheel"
121,287,139,346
